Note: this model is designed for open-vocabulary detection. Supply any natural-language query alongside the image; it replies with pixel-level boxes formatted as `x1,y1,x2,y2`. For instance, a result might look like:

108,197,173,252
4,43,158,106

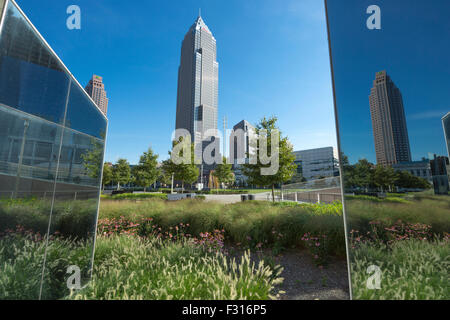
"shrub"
108,193,168,201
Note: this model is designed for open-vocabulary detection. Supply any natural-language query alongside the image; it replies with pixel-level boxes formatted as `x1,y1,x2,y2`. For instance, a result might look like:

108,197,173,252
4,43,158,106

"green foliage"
342,157,432,191
112,159,131,190
0,235,91,300
373,164,397,192
241,117,297,201
351,239,449,299
101,163,113,188
108,193,168,201
0,198,98,239
212,157,235,188
70,236,283,300
132,147,160,191
161,137,199,190
99,199,347,256
345,195,410,203
81,138,104,180
395,170,432,189
345,194,450,236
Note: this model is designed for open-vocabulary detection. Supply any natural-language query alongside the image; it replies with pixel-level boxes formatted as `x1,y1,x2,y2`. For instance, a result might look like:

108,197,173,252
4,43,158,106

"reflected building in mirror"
369,71,411,166
85,75,109,116
443,112,450,158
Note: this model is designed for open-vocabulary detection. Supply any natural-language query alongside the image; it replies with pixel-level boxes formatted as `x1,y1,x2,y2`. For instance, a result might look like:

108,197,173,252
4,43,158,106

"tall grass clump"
0,232,91,300
70,235,283,300
351,238,449,300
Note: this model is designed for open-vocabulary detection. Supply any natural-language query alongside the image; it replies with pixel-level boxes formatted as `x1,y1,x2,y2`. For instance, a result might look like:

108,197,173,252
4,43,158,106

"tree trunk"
271,184,275,202
144,187,146,193
117,182,120,191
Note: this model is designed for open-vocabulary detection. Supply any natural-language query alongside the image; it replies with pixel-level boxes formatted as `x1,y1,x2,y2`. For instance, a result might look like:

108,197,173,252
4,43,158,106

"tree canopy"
132,147,160,192
241,116,297,201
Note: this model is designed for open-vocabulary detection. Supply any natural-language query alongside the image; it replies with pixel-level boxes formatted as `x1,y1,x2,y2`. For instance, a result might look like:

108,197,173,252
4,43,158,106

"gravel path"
271,250,350,300
233,248,350,300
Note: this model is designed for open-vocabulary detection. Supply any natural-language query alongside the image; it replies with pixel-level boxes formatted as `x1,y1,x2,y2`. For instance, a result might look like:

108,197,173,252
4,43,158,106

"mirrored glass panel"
326,0,449,299
0,0,106,300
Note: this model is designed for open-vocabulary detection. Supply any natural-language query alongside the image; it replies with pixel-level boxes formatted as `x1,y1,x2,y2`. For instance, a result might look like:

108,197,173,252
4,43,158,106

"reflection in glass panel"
326,0,450,299
0,0,107,300
65,81,107,140
0,3,69,124
40,128,104,299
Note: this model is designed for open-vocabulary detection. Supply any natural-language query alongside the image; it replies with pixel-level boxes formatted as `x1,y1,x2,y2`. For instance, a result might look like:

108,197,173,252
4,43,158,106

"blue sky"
16,0,337,164
326,0,450,164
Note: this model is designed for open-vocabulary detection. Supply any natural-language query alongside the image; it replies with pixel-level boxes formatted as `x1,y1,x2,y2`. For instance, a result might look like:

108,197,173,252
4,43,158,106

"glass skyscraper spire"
175,15,219,164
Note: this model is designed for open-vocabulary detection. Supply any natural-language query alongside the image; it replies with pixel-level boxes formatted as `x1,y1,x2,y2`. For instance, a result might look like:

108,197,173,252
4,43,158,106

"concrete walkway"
204,192,272,204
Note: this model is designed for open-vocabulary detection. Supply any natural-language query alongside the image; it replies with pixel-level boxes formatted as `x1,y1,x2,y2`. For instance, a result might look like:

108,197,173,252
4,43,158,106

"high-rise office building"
369,71,411,166
229,120,256,186
230,120,255,165
175,15,219,165
85,75,109,115
443,112,450,159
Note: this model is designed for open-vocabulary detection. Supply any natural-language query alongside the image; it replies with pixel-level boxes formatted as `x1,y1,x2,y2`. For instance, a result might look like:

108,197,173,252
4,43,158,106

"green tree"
101,162,113,190
395,170,431,190
112,158,131,190
132,147,160,192
373,164,396,192
212,157,235,189
241,116,297,202
341,153,357,189
81,138,104,180
161,137,199,193
353,159,375,191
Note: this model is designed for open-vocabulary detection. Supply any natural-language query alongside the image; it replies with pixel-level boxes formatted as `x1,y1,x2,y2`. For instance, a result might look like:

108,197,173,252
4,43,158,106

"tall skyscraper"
443,112,450,159
85,75,109,116
175,15,219,164
369,70,411,166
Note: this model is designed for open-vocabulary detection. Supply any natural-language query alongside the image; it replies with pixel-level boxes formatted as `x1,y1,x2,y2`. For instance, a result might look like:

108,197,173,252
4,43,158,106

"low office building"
292,147,339,181
392,160,433,183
